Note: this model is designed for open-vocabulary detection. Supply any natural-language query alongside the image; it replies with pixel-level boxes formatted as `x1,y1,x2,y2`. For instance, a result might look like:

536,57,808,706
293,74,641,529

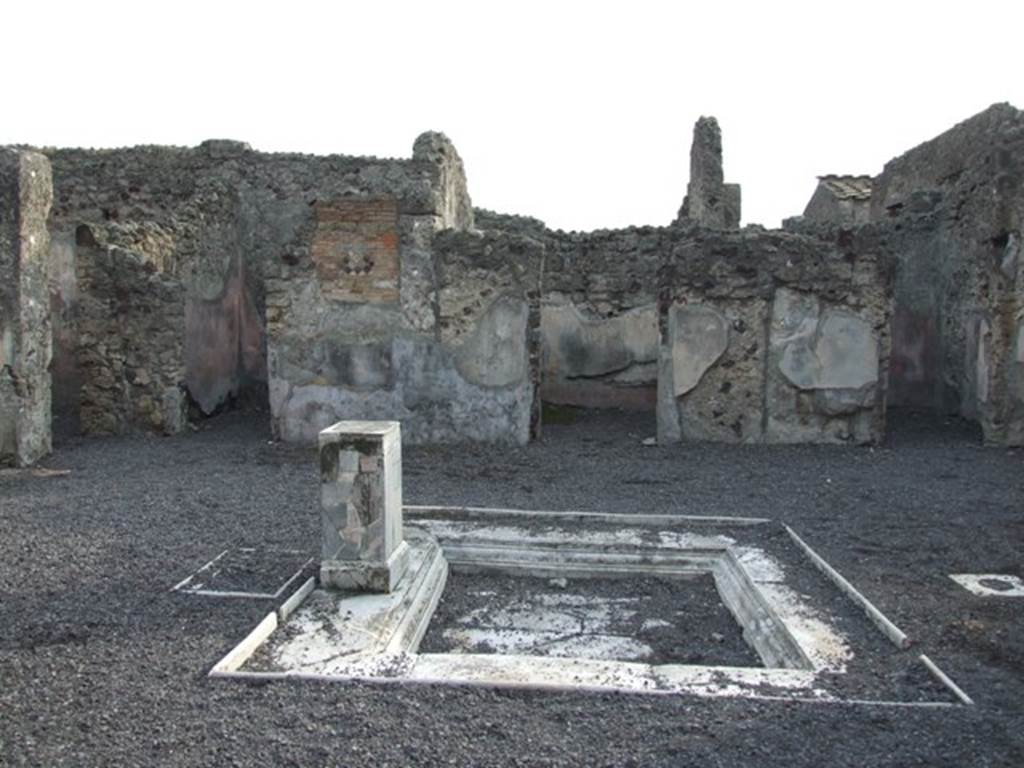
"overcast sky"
3,1,1022,230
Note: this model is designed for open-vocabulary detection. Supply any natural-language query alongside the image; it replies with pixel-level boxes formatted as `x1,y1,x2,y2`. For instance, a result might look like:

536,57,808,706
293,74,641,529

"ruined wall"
44,145,258,428
657,229,892,444
488,114,747,414
36,105,1024,449
675,117,741,229
75,223,187,434
0,150,52,466
871,103,1024,444
259,133,542,444
539,227,664,410
41,133,465,438
267,215,540,444
802,177,872,227
472,210,666,411
475,206,893,442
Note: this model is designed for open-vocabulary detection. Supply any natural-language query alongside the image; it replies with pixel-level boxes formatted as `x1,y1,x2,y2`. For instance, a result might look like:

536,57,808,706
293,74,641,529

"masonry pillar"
319,420,410,592
0,149,53,467
677,117,741,229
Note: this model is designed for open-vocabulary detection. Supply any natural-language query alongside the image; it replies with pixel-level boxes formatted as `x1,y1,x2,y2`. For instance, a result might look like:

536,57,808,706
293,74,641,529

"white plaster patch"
641,618,673,631
950,573,1024,597
420,520,656,549
438,590,652,661
754,583,852,672
671,304,730,396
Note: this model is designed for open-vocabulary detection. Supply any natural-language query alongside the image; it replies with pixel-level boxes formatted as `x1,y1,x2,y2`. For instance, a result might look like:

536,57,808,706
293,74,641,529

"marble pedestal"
319,421,409,592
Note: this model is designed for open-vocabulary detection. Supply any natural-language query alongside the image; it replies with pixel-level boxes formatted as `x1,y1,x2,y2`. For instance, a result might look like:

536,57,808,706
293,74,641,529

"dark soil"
1,406,1023,766
176,547,312,596
420,573,761,667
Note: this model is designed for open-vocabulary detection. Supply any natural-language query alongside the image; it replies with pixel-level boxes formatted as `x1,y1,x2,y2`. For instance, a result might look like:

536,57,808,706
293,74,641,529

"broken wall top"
871,102,1024,222
36,131,473,228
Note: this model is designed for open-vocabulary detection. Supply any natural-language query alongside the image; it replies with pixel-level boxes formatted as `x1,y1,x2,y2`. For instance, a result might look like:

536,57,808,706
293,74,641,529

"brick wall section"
310,199,400,303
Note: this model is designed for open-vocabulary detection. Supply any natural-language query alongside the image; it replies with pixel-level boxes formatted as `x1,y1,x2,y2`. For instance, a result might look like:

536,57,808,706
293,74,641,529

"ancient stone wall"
802,177,872,227
871,103,1024,444
0,149,53,466
255,134,529,443
472,211,665,411
657,229,893,444
44,145,255,426
26,105,1022,448
470,115,745,415
75,223,187,434
675,117,741,229
539,227,664,410
267,218,540,444
474,204,892,443
40,132,472,439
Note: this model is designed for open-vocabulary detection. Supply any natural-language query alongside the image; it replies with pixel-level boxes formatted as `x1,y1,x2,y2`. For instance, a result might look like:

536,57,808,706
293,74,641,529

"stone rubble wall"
75,223,187,435
0,149,53,466
675,117,742,229
475,206,894,443
870,103,1024,444
802,184,871,227
18,104,1022,447
256,133,542,444
44,145,252,428
538,227,663,410
473,113,745,416
473,210,665,411
39,132,469,438
267,219,540,444
657,228,893,445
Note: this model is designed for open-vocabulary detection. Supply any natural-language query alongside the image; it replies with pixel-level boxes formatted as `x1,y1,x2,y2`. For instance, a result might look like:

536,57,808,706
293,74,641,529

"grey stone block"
319,421,409,593
0,149,53,467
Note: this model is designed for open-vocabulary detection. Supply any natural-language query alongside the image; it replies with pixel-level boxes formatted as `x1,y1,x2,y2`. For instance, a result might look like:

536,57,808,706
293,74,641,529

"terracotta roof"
818,175,872,201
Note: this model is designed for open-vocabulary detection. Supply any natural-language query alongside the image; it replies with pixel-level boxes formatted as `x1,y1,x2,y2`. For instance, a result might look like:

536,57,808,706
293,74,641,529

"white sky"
3,1,1022,230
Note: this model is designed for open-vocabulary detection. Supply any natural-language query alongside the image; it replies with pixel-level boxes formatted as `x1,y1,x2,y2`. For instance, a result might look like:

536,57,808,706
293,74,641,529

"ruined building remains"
1,104,1022,465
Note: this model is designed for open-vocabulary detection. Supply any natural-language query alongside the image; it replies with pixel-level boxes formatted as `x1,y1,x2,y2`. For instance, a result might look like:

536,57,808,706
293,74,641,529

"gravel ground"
1,406,1022,767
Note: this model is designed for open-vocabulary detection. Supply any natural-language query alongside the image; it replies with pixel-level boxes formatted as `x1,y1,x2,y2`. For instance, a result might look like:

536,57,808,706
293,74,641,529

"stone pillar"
0,149,53,467
676,117,741,229
319,421,410,592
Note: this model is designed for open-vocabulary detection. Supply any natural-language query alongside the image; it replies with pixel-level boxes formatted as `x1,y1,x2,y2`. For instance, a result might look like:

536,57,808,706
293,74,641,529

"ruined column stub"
0,149,53,467
677,117,741,228
319,420,409,592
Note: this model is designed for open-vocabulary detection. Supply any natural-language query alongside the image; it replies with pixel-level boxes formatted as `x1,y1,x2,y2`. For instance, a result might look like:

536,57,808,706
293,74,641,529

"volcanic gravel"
1,406,1022,767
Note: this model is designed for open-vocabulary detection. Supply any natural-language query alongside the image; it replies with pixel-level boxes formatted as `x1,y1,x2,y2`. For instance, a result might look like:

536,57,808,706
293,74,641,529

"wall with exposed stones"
657,229,893,444
0,149,53,466
258,134,539,444
8,104,1021,453
39,132,473,439
675,117,741,229
267,214,541,443
870,103,1024,444
472,211,666,412
474,200,894,442
475,116,744,414
537,227,663,410
44,145,261,431
74,223,187,434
